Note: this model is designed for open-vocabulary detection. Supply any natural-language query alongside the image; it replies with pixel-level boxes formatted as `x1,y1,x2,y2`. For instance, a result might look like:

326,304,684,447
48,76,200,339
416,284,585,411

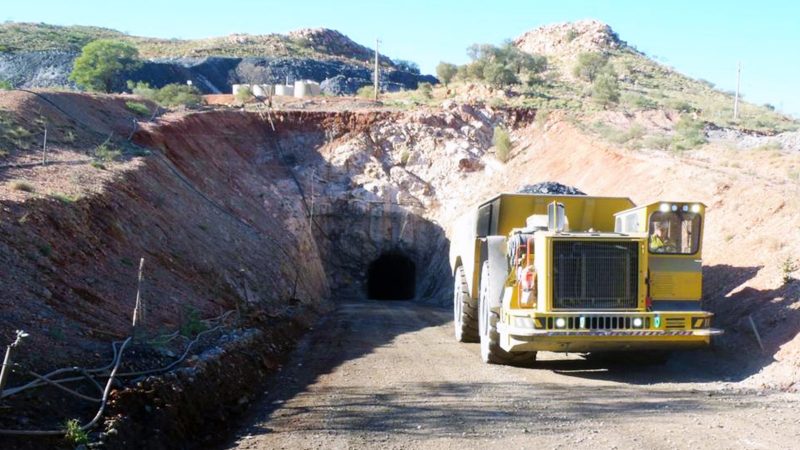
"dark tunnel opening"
367,252,416,300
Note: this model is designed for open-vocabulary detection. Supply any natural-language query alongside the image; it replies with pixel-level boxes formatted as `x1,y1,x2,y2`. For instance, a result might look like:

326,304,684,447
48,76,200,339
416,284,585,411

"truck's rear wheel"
478,261,537,366
453,265,479,342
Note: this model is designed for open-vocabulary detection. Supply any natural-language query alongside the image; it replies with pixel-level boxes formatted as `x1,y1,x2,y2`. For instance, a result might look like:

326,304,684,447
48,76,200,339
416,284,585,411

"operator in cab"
649,221,671,252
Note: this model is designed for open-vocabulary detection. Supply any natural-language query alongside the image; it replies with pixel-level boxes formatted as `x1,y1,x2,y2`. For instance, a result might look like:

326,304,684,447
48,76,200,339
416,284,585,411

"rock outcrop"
513,19,626,57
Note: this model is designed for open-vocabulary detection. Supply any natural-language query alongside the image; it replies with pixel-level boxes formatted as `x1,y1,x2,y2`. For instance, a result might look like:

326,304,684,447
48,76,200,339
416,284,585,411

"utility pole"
374,39,380,102
733,61,741,121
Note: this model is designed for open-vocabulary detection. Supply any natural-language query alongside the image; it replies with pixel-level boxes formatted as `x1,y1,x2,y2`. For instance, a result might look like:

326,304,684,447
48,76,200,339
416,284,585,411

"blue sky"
4,0,799,116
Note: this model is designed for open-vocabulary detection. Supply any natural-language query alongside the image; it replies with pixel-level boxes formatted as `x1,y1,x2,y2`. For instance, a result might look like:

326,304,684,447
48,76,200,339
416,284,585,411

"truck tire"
478,261,537,365
453,265,479,343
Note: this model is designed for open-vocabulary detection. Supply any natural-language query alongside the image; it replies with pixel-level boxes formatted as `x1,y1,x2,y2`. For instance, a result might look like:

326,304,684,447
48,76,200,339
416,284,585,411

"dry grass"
9,179,34,192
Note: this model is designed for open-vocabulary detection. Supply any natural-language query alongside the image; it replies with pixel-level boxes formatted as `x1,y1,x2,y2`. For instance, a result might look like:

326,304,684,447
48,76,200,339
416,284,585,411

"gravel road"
224,300,800,449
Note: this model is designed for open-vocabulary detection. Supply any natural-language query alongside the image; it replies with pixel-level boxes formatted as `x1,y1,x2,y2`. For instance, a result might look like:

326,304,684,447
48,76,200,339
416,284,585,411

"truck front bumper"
496,314,723,353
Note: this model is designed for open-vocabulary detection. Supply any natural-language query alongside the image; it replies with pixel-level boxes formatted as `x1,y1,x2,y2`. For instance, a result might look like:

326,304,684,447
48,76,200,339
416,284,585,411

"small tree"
436,62,458,86
493,126,512,162
70,40,140,92
235,85,254,104
591,68,620,106
395,59,420,74
483,62,518,88
573,52,609,82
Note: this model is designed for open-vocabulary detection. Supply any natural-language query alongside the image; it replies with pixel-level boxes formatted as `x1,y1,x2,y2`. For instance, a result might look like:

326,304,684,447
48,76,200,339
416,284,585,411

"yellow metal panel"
491,194,635,235
651,271,702,300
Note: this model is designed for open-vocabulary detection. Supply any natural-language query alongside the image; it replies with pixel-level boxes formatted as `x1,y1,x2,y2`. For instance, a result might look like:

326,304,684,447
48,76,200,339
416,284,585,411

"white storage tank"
294,80,322,98
252,84,273,98
275,84,294,96
294,80,309,98
232,84,245,96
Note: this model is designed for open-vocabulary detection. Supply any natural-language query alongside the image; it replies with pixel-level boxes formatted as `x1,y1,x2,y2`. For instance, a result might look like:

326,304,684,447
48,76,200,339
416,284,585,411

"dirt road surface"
223,300,800,449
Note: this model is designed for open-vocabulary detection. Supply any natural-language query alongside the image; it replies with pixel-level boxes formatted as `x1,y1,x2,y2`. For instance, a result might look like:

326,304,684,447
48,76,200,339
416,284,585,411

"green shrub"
129,81,202,107
591,68,620,106
416,82,433,100
458,43,546,88
493,126,512,162
671,115,707,150
51,193,79,203
465,60,487,80
665,98,697,113
400,148,410,166
94,142,122,162
235,85,253,104
180,306,207,337
292,37,312,49
781,256,797,284
436,62,458,86
622,93,658,109
69,39,140,92
643,134,672,150
455,64,469,81
484,62,518,88
125,101,150,116
356,85,375,99
591,122,645,147
573,52,609,82
0,79,12,90
64,419,89,445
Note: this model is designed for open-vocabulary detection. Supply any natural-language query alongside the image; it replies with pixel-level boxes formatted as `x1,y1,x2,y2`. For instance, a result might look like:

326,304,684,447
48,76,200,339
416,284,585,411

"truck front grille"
545,315,650,330
552,241,639,309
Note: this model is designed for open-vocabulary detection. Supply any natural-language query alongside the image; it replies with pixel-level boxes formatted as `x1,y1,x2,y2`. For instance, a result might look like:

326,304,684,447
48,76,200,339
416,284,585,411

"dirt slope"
0,91,329,372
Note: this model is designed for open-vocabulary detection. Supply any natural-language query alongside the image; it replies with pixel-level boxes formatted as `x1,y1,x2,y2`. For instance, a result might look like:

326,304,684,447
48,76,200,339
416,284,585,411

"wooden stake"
748,315,765,352
132,258,146,338
42,123,47,166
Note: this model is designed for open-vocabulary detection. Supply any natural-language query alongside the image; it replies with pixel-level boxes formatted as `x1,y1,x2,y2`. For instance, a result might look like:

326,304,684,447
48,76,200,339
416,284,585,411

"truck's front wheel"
453,265,479,342
478,261,536,366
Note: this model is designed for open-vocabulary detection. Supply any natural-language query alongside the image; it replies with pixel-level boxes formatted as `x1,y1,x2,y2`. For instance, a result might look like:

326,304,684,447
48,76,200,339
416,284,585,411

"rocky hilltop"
513,19,626,57
0,23,435,95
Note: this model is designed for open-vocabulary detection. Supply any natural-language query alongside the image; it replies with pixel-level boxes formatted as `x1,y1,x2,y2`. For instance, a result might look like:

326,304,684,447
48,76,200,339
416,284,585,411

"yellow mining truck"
449,193,722,365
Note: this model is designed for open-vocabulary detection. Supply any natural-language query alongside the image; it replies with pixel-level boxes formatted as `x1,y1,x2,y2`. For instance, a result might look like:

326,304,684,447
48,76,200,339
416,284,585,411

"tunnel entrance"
367,252,416,300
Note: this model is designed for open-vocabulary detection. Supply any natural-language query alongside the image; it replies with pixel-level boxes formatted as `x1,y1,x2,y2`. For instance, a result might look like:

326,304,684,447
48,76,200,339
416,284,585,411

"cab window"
648,211,701,254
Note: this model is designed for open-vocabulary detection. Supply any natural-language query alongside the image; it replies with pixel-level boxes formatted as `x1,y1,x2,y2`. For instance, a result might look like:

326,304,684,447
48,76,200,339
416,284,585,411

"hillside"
0,23,435,96
424,19,797,136
0,22,390,65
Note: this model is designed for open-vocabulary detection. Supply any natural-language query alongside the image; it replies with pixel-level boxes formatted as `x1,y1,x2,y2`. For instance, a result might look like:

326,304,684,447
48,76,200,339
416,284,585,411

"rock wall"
0,52,437,95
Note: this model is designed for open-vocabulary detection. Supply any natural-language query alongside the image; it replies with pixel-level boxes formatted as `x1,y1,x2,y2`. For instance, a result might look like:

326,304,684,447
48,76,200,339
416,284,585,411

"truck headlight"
632,317,643,328
555,318,566,328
